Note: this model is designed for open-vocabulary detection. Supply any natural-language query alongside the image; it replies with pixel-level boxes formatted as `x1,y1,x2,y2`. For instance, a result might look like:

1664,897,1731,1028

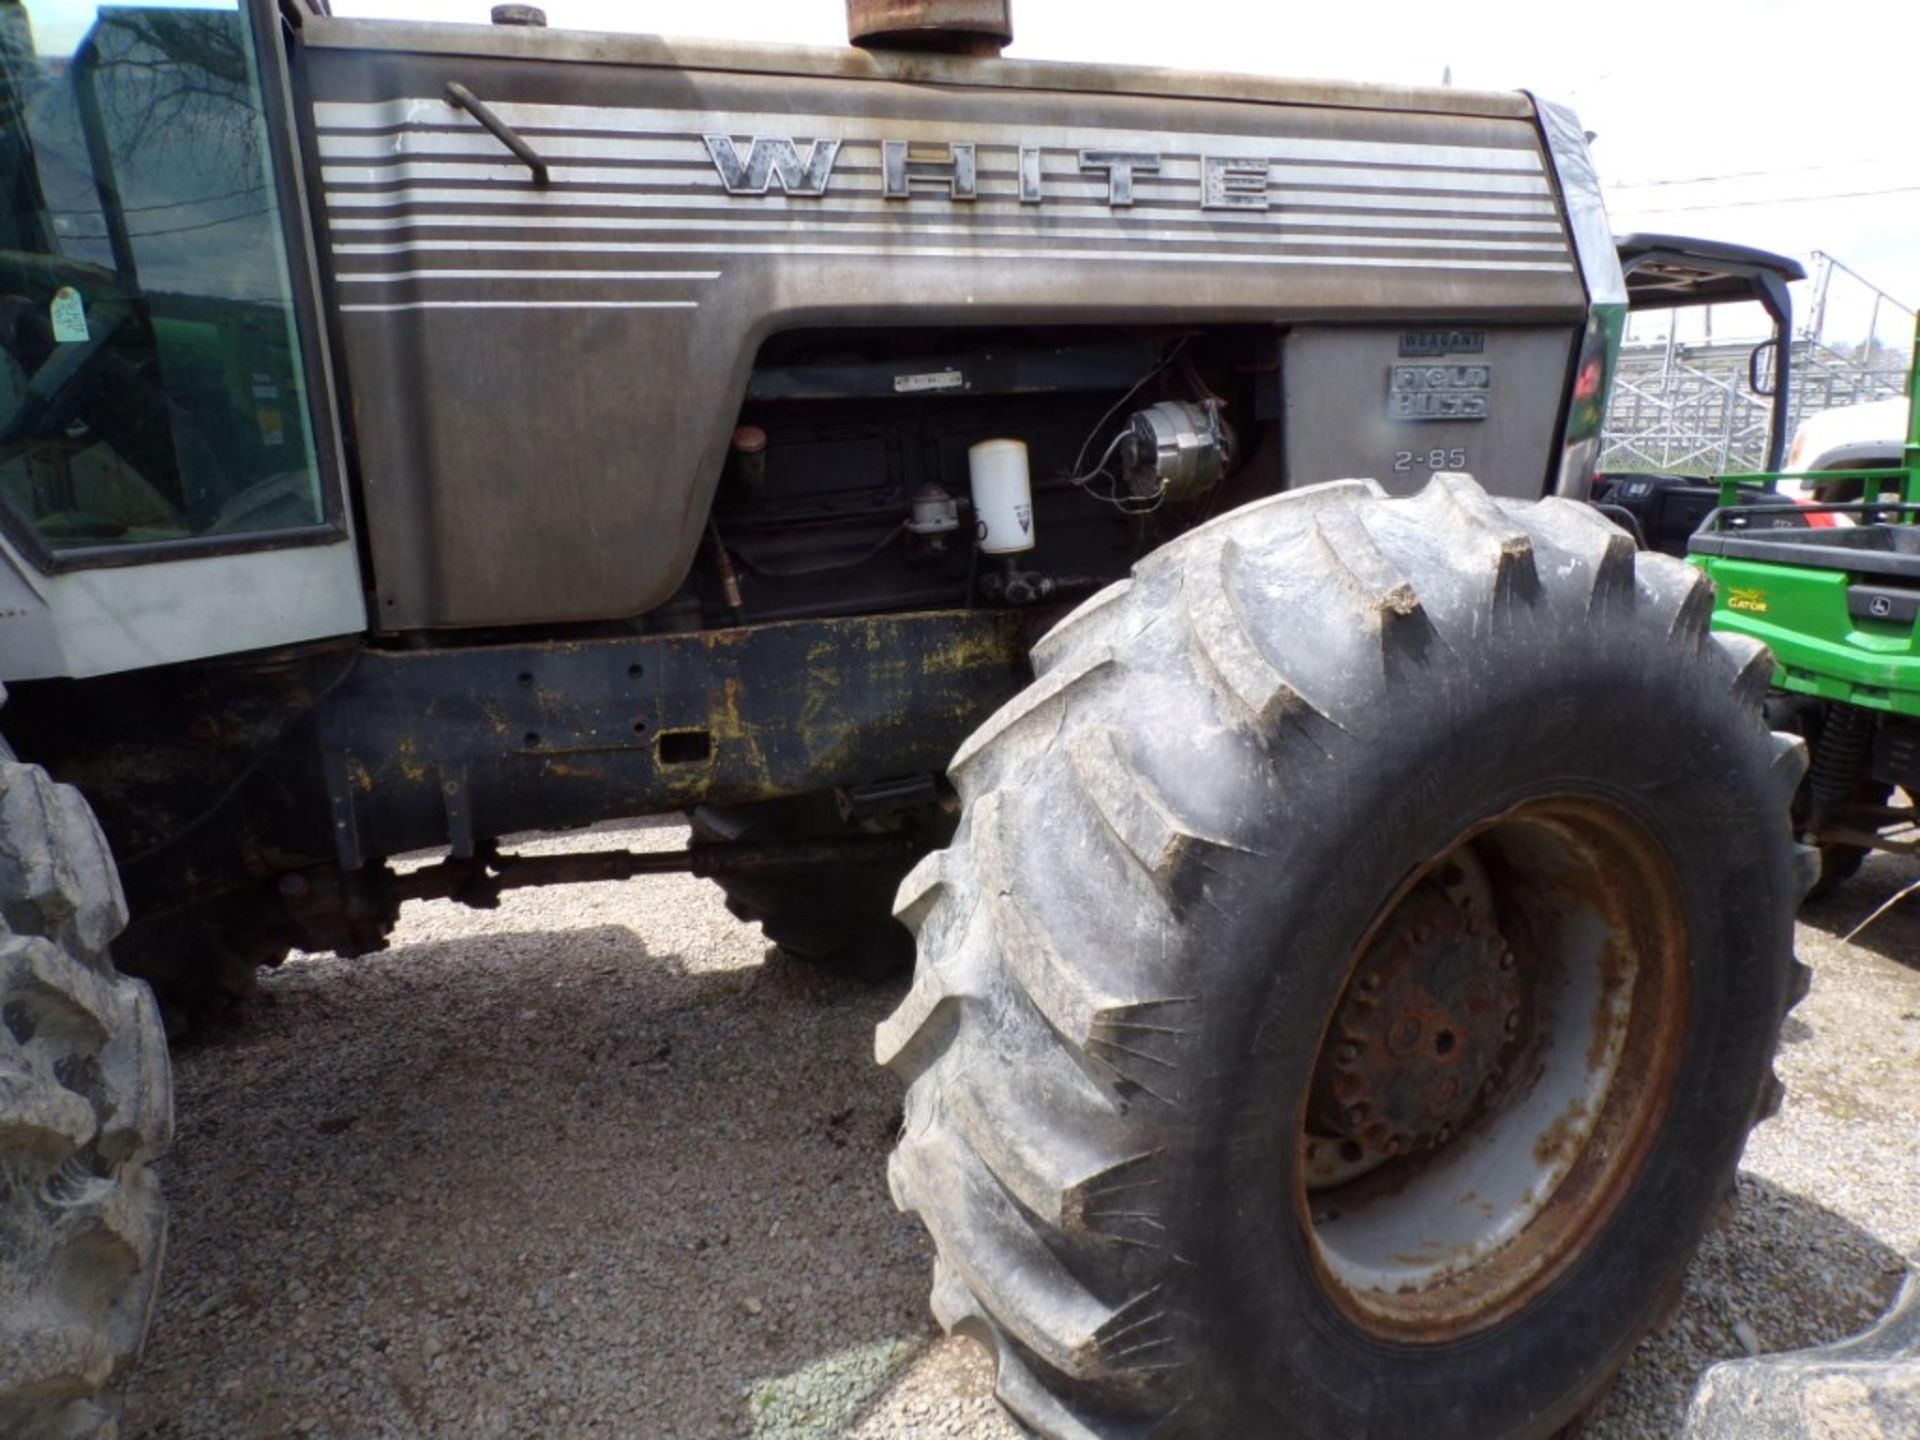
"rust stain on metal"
1500,801,1690,1317
1586,936,1635,1074
544,762,607,780
1531,1097,1591,1170
1308,894,1522,1162
395,734,428,785
920,621,1022,677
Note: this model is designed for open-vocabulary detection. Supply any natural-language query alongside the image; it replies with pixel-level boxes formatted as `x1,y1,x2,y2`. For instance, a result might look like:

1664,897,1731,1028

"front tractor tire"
878,475,1812,1440
0,760,172,1440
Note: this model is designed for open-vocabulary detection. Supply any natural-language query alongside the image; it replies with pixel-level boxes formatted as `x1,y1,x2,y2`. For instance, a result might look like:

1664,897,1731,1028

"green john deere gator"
1691,316,1920,896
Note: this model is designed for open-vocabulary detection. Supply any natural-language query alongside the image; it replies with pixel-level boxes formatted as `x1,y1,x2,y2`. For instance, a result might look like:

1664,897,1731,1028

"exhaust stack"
847,1,1012,56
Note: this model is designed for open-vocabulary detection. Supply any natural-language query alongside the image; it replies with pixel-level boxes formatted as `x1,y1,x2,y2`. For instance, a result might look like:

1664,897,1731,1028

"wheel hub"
1310,893,1522,1158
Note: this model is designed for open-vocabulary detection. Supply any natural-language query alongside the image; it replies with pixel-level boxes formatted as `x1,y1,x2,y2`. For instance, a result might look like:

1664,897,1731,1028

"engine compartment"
679,324,1280,628
673,318,1580,630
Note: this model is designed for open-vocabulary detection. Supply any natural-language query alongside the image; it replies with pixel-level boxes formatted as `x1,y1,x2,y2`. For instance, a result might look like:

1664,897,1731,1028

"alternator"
1120,400,1232,503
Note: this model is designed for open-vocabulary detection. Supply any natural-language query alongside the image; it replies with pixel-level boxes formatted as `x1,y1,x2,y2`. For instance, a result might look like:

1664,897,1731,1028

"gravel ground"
121,825,1920,1440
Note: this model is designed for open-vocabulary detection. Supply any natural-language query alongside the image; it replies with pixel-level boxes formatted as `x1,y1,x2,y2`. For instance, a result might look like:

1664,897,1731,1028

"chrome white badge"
702,136,842,196
705,135,1276,210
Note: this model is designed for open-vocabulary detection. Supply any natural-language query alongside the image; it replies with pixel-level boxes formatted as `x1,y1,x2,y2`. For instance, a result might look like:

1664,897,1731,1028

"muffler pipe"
847,1,1012,55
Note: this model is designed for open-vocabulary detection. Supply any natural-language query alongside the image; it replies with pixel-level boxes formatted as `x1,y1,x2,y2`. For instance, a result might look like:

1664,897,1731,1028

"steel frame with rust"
2,608,1031,968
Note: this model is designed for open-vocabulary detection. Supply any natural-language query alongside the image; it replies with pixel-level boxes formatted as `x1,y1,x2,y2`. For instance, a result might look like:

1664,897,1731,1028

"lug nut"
1348,1106,1368,1128
1336,1042,1362,1064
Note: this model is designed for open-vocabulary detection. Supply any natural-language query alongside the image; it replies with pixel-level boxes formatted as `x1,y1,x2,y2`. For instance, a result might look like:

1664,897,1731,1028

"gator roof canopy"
1617,233,1807,310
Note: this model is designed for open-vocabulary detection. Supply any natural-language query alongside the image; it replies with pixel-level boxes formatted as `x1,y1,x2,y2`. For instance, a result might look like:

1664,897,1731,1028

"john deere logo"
1726,588,1770,615
1870,595,1894,619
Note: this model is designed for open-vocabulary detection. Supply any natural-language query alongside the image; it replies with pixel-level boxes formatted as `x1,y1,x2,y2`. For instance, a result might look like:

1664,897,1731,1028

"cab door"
0,0,361,680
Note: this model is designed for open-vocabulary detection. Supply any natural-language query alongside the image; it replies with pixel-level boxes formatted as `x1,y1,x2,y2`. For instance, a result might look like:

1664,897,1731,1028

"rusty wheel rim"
1295,795,1689,1341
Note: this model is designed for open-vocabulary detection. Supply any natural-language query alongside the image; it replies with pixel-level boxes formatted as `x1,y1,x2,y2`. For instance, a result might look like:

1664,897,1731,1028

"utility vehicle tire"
879,475,1813,1440
690,795,930,980
1767,697,1886,902
0,759,172,1440
1807,832,1876,902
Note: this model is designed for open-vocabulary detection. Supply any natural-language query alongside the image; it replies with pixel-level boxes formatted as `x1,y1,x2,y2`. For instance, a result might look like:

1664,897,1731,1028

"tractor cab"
0,0,360,679
1593,233,1813,555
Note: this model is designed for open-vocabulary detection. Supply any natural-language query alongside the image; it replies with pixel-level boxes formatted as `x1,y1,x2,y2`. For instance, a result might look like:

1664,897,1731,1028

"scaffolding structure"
1601,252,1913,476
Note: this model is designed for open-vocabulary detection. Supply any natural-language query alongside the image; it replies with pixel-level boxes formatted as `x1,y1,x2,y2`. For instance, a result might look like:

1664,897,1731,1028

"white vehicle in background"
1779,394,1913,504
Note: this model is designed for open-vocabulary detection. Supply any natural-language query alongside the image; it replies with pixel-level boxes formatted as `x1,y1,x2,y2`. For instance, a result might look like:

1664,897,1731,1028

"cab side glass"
0,1,324,557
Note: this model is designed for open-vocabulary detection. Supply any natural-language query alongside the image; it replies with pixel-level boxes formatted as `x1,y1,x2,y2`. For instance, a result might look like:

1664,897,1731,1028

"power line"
1608,160,1909,190
50,182,268,217
64,205,270,241
1614,184,1920,214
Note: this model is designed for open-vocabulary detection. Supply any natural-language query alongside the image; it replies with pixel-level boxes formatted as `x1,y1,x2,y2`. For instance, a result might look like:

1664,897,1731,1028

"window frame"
0,0,352,576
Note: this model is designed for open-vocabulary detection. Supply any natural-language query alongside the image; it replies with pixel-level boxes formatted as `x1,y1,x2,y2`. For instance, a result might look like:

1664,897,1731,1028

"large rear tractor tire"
879,475,1812,1440
1,758,172,1440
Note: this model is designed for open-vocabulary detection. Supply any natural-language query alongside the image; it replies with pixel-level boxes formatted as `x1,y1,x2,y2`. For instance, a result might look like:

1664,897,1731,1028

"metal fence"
1601,252,1912,476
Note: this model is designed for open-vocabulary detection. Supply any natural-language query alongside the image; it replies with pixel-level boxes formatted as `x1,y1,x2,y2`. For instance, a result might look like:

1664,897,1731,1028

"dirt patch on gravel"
123,830,1920,1439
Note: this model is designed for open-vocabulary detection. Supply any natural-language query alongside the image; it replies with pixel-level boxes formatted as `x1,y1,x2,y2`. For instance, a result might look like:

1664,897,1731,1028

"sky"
329,0,1920,349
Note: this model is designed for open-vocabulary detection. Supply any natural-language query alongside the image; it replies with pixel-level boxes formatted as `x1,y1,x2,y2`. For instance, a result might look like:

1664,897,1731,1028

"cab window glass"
0,0,324,554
